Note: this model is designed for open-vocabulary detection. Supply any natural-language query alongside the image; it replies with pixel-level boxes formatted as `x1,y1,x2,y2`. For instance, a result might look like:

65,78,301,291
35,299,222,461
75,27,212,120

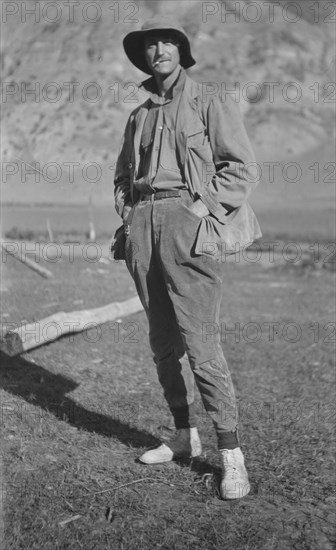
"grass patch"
1,251,335,548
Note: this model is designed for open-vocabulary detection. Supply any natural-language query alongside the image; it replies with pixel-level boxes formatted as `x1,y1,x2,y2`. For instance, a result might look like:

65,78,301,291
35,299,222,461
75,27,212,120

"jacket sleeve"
114,114,134,218
200,93,258,222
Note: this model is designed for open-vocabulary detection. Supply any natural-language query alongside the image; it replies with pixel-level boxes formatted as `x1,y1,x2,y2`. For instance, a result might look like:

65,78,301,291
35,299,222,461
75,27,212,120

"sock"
217,429,239,450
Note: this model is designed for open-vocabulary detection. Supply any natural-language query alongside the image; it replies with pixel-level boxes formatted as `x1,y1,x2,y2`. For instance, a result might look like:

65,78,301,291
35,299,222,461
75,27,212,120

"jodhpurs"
125,192,239,449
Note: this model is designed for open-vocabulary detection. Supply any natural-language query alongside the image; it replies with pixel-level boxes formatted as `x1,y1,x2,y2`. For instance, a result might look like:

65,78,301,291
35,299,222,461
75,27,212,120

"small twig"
92,477,181,495
13,156,44,176
59,514,82,527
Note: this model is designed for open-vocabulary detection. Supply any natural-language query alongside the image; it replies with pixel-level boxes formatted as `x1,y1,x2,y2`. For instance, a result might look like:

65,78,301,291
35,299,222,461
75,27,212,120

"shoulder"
121,97,151,135
184,75,237,114
184,74,204,98
187,74,237,100
129,98,151,121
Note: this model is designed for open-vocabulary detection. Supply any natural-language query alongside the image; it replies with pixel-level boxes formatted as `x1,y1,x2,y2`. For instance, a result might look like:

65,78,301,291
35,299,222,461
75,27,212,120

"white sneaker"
139,427,202,464
219,447,251,500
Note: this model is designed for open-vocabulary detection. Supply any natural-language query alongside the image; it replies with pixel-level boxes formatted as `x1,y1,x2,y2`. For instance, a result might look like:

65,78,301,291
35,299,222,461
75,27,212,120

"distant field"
2,141,335,242
2,197,335,244
251,197,335,243
1,203,120,241
2,141,335,243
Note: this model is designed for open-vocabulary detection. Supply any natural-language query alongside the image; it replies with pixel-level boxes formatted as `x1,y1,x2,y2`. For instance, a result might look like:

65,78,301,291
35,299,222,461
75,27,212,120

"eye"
164,39,178,46
145,38,158,48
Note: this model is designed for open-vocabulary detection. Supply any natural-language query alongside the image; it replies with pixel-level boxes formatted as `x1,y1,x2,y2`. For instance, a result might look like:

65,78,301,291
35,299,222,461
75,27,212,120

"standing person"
113,17,261,500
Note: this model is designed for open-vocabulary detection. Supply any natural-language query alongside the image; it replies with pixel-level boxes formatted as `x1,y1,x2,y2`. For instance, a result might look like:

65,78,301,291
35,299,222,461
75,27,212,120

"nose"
156,41,164,55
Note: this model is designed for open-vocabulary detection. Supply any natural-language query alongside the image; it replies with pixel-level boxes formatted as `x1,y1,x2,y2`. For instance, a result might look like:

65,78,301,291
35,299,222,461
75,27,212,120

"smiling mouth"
153,59,171,66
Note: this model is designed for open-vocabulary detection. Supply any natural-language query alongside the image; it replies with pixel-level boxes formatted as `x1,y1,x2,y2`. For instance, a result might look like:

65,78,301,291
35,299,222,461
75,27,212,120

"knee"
193,359,228,380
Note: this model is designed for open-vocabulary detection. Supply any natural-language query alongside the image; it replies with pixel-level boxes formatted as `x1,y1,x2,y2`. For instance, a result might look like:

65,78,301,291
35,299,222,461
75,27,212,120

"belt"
140,189,189,202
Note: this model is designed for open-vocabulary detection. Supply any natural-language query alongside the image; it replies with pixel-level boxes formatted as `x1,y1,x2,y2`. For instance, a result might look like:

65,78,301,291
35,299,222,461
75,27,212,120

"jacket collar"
139,68,187,104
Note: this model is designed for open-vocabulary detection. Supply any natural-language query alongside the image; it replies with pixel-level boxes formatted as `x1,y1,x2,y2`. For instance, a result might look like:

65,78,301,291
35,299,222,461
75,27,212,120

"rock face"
1,0,335,204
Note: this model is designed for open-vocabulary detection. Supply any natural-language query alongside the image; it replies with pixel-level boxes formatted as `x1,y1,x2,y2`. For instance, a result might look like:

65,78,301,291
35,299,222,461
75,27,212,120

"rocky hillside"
1,0,335,204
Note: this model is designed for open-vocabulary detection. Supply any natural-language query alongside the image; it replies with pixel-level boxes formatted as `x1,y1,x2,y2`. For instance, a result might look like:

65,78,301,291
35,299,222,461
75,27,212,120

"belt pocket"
125,204,137,227
180,201,204,221
111,204,136,260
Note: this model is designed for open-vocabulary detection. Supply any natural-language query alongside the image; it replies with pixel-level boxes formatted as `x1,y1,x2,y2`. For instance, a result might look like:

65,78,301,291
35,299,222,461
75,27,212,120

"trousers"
125,192,239,449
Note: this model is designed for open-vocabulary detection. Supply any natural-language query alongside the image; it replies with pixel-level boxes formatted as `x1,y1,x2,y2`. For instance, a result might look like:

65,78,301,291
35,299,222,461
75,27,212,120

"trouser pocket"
180,201,204,222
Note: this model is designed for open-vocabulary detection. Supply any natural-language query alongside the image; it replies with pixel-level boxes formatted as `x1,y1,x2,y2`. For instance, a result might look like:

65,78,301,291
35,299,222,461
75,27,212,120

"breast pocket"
160,127,181,173
187,122,207,149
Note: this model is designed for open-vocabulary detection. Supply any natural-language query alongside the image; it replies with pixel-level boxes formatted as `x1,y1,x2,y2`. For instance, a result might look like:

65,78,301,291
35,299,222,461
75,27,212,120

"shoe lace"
222,451,239,479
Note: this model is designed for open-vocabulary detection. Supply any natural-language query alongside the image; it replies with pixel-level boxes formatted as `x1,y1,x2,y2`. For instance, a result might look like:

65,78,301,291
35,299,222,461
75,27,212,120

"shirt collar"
139,68,186,105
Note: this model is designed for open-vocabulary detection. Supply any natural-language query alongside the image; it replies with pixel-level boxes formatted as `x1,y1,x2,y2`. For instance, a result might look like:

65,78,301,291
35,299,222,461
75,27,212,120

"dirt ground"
1,244,335,549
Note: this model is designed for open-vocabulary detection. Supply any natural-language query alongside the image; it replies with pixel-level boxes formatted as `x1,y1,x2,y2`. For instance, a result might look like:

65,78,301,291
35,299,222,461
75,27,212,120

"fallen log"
1,239,53,279
0,296,143,357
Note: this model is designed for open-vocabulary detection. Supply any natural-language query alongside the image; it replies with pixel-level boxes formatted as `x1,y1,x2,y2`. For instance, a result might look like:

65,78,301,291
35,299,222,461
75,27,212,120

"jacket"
114,72,261,258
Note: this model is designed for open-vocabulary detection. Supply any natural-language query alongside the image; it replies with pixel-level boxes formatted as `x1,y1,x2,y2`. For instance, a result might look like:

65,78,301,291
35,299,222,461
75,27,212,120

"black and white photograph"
1,0,335,548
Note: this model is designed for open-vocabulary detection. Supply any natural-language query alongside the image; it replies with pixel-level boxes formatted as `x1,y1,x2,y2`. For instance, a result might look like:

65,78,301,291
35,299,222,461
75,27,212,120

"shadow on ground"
0,351,160,449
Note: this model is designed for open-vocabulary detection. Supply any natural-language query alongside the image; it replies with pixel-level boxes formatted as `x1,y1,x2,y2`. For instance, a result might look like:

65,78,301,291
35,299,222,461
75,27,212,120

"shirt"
136,68,188,192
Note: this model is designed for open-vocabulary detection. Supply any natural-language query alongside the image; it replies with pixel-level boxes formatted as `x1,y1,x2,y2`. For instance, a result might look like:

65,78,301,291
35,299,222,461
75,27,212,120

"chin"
154,68,172,75
153,64,177,77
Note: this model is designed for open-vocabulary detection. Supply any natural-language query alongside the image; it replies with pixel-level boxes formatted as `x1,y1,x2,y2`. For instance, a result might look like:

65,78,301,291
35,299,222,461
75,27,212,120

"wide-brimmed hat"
123,16,196,75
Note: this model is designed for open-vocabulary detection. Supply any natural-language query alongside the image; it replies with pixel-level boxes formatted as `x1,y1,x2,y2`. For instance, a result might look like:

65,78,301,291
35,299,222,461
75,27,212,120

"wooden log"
0,296,143,357
1,239,53,279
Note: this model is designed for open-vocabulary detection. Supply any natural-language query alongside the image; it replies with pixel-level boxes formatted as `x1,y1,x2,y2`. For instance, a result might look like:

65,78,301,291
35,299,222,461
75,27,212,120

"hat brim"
123,28,196,75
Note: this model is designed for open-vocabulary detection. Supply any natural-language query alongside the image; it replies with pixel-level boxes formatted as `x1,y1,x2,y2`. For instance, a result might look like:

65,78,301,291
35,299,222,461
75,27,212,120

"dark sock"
217,429,240,450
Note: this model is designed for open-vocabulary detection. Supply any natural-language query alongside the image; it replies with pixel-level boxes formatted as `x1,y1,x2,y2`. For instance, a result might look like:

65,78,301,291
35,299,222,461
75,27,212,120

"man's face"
144,33,180,77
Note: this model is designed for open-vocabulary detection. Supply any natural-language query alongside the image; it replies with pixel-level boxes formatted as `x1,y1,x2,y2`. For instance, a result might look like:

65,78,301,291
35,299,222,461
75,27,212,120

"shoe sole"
220,482,251,500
